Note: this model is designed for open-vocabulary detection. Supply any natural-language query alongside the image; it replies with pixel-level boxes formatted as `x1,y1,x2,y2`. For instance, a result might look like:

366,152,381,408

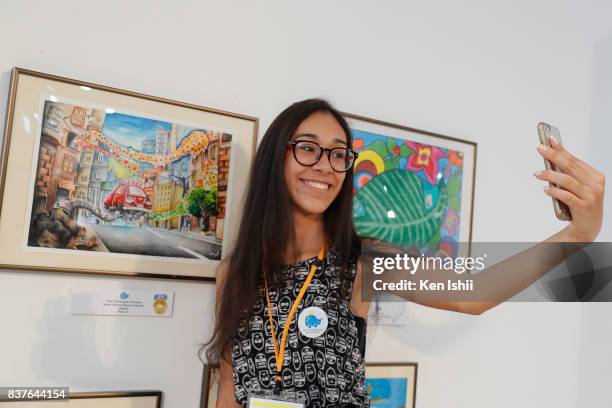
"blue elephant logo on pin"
305,313,321,328
120,292,129,300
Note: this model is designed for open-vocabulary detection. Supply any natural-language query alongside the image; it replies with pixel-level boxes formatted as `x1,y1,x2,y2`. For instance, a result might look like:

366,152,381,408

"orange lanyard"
263,243,326,394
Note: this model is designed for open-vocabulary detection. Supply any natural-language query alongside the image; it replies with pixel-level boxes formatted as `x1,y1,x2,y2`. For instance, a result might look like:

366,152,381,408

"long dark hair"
204,98,361,363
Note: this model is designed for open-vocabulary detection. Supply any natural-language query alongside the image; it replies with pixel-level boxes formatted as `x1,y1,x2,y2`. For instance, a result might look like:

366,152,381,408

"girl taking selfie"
204,99,605,407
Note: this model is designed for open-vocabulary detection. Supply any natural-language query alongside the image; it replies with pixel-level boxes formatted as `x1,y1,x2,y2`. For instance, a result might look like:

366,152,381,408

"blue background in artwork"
102,112,172,151
366,377,408,408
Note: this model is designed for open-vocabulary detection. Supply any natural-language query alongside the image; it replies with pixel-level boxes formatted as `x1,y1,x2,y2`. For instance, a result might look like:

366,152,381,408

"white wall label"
69,288,174,317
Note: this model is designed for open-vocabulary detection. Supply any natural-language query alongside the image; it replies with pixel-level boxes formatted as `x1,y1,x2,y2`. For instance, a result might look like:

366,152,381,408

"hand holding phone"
534,122,605,242
537,122,572,221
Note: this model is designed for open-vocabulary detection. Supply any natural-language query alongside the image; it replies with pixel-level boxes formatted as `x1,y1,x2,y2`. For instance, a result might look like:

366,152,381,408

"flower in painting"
353,138,365,151
406,142,446,185
448,149,463,168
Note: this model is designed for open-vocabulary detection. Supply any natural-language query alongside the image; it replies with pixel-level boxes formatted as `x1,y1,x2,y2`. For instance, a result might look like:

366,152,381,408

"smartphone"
537,122,572,221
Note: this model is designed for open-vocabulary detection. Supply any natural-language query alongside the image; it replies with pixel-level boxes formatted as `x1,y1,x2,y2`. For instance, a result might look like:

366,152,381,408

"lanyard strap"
263,243,326,394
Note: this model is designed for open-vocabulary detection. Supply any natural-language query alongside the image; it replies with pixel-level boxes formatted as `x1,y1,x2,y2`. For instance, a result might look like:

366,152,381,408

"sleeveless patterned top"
231,246,371,407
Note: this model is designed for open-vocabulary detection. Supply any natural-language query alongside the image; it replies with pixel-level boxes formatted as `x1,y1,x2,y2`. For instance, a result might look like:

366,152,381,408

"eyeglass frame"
286,139,359,173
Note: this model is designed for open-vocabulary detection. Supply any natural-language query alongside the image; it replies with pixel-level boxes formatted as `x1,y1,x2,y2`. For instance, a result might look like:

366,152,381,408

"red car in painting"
104,184,152,212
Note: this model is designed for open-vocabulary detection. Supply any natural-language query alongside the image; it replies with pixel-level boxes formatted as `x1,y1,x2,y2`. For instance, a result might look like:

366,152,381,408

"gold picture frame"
0,68,258,281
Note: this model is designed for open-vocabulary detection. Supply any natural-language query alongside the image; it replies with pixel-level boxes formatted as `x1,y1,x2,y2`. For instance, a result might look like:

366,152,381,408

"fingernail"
537,144,549,153
534,170,542,177
543,186,550,192
549,135,558,145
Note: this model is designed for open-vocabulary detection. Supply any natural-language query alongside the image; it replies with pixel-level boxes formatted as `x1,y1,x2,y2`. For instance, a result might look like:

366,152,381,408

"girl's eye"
297,143,316,153
332,150,347,159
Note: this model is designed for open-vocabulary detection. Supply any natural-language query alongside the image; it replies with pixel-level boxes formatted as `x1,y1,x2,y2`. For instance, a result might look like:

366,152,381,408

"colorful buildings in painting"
33,100,232,238
153,182,173,211
215,133,233,239
186,130,233,239
155,128,171,157
33,102,104,215
190,131,219,190
89,151,110,210
142,137,156,154
75,149,95,200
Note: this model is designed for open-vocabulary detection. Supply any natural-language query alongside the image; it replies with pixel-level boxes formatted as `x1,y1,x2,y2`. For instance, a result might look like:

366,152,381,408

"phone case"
537,122,572,221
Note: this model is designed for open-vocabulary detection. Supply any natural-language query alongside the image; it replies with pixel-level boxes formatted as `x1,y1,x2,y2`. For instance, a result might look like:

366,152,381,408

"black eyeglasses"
286,139,358,173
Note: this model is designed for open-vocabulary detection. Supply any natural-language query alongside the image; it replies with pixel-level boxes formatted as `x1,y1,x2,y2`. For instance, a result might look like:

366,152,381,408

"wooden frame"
0,68,258,281
200,363,220,408
0,390,162,407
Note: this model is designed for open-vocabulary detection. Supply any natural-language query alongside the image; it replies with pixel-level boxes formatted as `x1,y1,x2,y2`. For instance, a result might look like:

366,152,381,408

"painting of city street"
27,100,234,261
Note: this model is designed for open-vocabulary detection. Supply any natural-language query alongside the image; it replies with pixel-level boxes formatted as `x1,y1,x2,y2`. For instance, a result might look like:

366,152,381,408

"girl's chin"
292,202,330,217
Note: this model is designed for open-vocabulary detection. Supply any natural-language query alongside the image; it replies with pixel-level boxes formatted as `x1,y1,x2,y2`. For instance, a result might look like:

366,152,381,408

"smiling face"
284,111,349,218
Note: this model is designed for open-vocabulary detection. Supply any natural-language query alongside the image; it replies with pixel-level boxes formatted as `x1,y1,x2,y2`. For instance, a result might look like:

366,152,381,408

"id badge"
248,390,304,408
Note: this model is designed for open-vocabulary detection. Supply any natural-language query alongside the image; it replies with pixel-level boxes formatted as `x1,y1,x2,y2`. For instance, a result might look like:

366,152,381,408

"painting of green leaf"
352,129,465,257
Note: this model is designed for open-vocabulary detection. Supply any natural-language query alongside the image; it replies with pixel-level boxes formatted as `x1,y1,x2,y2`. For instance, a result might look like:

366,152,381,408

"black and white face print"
231,247,370,406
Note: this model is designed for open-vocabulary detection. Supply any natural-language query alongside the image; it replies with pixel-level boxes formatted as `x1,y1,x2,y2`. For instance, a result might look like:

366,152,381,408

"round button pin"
297,306,328,338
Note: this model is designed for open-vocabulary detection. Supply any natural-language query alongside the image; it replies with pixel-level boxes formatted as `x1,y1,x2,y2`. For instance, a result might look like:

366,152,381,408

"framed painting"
344,112,476,258
365,363,417,408
0,390,161,407
0,68,258,280
200,363,220,408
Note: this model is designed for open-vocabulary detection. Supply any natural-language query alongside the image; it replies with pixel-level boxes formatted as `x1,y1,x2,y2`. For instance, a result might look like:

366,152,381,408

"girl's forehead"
294,113,347,145
293,132,347,146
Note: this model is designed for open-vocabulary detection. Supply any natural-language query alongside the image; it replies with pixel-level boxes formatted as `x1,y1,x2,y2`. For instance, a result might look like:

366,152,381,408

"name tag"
248,397,304,408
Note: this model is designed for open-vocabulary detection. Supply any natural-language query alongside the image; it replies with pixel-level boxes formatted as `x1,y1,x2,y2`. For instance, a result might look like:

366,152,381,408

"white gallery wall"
1,1,611,407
